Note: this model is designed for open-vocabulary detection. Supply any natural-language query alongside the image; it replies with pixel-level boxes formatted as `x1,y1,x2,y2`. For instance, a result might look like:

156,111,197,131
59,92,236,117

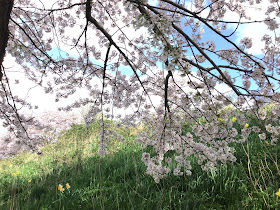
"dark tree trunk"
0,0,14,81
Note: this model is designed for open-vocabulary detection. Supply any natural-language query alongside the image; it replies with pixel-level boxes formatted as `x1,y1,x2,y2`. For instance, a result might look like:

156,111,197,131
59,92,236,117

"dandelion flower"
245,123,249,128
276,189,280,197
16,171,20,175
28,179,32,183
66,183,70,189
12,173,16,177
232,117,236,122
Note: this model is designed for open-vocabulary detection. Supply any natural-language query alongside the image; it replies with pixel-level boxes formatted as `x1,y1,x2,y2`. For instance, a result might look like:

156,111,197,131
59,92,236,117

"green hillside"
0,109,280,209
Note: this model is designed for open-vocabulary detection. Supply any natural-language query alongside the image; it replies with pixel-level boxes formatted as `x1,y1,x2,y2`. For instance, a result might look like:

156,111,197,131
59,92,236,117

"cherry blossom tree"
1,0,280,182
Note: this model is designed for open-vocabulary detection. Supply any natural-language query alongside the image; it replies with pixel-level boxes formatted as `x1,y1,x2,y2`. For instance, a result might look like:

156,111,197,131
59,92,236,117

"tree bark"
0,0,14,81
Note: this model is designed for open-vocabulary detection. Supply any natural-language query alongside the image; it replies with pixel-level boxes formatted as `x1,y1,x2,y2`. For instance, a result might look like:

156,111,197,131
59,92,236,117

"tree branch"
85,0,156,110
164,61,173,113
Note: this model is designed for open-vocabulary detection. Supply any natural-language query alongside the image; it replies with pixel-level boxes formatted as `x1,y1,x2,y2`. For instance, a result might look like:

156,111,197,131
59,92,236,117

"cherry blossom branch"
0,69,37,152
13,2,86,13
128,0,276,25
161,0,275,93
85,0,156,111
172,22,242,96
10,18,56,63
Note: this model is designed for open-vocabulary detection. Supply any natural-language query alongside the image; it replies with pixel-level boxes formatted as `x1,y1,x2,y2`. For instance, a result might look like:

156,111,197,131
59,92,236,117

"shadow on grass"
1,142,277,210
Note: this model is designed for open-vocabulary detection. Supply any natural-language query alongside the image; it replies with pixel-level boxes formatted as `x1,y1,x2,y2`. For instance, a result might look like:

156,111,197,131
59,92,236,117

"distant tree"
1,0,280,182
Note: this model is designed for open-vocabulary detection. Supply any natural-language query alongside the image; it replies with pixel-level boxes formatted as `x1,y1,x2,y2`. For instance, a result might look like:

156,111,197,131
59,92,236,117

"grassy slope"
0,114,280,209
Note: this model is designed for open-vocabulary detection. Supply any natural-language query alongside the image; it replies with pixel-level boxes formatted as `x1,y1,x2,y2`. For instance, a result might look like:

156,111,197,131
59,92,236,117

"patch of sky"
47,47,69,60
148,0,158,6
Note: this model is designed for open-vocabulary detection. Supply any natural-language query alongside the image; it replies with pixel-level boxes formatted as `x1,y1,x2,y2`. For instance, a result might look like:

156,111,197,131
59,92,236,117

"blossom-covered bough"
0,0,280,182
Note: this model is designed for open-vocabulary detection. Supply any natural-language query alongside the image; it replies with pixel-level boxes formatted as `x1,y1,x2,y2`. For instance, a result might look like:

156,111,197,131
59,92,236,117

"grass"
0,112,280,209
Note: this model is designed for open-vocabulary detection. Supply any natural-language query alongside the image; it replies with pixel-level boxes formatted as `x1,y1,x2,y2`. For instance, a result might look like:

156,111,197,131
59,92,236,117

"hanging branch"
100,44,112,148
172,23,242,96
164,60,173,113
85,0,156,111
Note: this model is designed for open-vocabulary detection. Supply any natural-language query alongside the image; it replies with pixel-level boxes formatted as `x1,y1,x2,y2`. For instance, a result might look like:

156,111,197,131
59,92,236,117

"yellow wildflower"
66,183,70,189
9,164,12,168
232,117,236,122
28,179,32,183
12,173,16,177
16,171,20,175
218,118,224,121
276,189,280,197
245,123,249,128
